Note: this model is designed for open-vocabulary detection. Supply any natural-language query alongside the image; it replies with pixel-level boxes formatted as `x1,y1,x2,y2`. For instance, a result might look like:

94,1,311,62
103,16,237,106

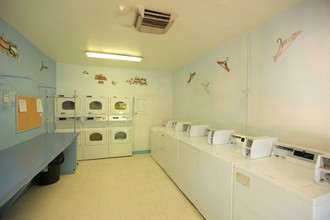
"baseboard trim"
132,150,151,155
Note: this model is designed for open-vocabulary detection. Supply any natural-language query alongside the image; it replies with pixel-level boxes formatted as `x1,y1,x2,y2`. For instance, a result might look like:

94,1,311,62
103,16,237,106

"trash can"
35,152,65,185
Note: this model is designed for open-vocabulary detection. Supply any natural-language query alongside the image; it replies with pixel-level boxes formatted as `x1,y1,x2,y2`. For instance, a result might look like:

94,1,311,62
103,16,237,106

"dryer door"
84,97,107,115
85,130,107,145
56,97,80,116
110,127,131,144
110,97,130,115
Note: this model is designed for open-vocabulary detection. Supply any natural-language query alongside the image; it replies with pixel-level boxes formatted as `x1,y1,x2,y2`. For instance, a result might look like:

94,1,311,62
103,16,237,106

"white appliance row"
83,124,132,160
150,124,330,220
54,95,131,118
56,124,132,161
55,95,133,160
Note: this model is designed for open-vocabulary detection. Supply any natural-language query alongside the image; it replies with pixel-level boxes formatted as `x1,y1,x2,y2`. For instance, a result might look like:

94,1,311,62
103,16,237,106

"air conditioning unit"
134,6,177,34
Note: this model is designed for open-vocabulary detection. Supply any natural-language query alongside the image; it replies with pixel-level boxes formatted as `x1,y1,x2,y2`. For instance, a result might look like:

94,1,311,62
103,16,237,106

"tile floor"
2,154,204,220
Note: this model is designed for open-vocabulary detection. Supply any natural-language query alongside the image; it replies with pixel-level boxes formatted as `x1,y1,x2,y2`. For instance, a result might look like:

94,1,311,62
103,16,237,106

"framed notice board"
16,95,43,132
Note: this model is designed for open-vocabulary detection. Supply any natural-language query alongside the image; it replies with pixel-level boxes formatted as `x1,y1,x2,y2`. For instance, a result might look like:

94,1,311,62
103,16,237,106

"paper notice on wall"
36,98,43,112
18,99,27,112
134,97,148,116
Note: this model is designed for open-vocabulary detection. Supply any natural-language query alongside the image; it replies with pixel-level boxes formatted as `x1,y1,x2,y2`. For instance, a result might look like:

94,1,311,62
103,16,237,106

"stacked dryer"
108,96,133,157
54,95,83,160
82,96,108,160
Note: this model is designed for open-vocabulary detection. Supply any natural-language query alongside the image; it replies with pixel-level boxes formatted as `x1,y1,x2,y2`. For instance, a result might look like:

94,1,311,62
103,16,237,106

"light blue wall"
248,0,330,151
173,0,330,151
173,35,248,134
3,0,329,153
0,18,56,150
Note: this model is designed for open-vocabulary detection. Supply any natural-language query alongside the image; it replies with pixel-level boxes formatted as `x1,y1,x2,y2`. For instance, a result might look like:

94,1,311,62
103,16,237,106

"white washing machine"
109,96,131,120
175,134,277,220
55,95,81,116
176,134,250,220
233,142,330,220
109,126,132,157
83,96,108,116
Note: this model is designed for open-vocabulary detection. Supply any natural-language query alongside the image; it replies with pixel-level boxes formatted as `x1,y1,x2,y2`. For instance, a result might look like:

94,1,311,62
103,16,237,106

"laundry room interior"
1,0,330,220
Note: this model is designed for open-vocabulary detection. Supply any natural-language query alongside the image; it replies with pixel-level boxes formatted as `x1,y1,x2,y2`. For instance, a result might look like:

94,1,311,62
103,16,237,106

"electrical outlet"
3,92,10,103
0,90,16,107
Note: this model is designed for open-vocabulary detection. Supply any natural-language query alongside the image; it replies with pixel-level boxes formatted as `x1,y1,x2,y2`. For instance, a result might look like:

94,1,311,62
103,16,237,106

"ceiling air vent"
134,6,177,34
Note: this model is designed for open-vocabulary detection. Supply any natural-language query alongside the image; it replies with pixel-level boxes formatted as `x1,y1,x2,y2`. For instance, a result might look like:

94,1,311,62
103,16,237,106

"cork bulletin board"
16,95,43,132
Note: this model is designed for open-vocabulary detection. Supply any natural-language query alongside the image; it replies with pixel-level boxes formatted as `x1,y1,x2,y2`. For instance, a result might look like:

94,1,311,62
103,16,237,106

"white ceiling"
0,0,303,72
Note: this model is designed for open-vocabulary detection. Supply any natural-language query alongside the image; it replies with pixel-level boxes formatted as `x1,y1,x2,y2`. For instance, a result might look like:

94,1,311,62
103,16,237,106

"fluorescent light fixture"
85,51,142,62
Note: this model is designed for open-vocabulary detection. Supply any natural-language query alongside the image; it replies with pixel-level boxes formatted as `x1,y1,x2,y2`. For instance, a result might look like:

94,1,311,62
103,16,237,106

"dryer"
109,126,132,157
55,128,83,161
55,118,83,160
83,95,108,116
83,127,108,160
82,116,108,160
55,115,82,129
55,95,81,116
233,143,330,220
109,96,131,119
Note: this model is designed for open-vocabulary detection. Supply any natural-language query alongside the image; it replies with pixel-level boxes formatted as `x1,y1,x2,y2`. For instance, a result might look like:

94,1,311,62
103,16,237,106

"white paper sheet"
134,98,148,115
36,98,43,112
18,99,27,112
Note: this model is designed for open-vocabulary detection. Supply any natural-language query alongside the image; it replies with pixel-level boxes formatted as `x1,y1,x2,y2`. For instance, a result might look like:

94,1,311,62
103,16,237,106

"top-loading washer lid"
235,155,330,206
